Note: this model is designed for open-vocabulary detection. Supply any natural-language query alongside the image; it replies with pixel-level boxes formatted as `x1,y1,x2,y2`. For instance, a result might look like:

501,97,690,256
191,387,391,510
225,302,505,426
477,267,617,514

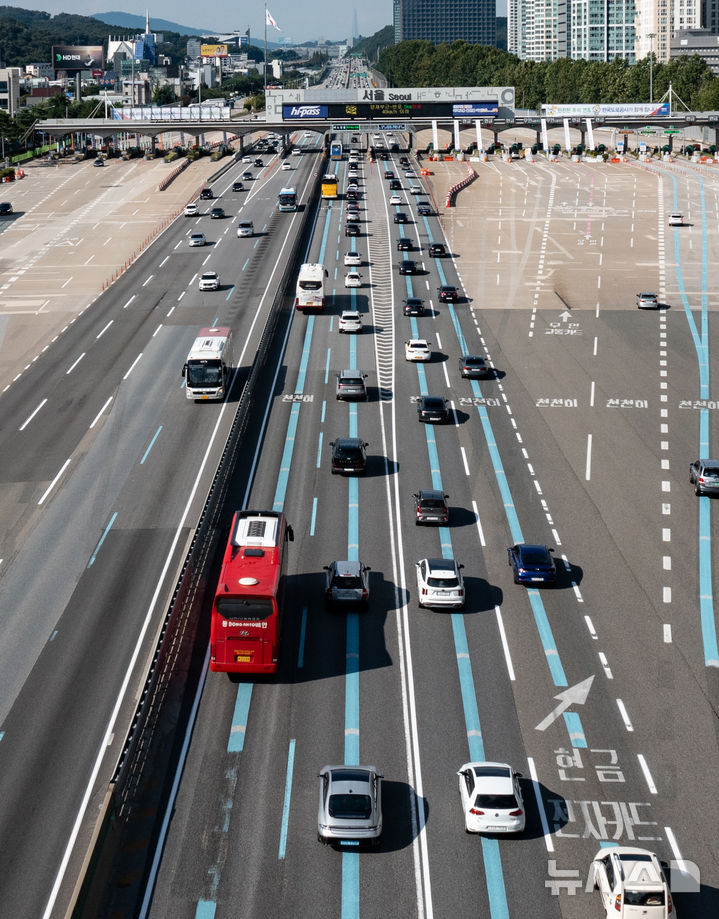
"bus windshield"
186,359,222,386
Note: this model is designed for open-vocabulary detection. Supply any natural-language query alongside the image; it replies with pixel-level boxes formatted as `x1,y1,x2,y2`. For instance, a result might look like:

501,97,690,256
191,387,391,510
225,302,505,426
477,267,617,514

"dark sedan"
403,297,425,316
397,237,413,251
429,242,446,257
399,260,416,275
438,285,459,302
418,203,433,216
507,544,556,586
210,206,225,219
330,437,368,474
393,212,408,224
458,355,491,379
416,395,450,424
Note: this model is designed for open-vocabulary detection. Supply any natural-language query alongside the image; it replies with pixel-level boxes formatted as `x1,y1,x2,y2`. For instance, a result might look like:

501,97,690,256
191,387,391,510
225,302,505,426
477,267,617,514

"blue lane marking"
344,610,360,765
87,511,117,568
277,739,296,859
563,712,587,748
225,285,235,300
321,400,326,423
347,478,359,560
194,901,216,919
227,683,253,753
297,608,308,668
325,347,331,384
140,426,162,464
316,432,323,468
424,426,442,490
341,854,360,919
349,403,358,439
310,498,318,535
670,173,718,666
50,630,58,641
241,258,250,271
527,591,568,687
416,363,429,396
349,333,357,371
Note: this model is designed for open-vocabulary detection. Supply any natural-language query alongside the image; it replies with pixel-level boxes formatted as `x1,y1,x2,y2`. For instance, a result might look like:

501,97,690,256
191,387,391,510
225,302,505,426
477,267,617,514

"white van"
237,220,254,237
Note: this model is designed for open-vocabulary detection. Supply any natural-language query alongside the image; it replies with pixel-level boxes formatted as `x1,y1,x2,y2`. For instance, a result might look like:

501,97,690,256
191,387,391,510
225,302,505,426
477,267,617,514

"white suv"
237,220,254,237
591,847,675,917
415,558,465,609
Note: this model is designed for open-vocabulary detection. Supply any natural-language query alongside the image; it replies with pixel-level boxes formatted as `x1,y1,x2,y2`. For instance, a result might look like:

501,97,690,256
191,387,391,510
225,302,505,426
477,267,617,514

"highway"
0,51,717,919
143,132,719,918
0,132,322,918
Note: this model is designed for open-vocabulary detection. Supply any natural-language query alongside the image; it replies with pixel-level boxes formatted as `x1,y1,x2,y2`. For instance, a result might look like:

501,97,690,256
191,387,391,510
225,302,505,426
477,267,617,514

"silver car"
336,369,368,401
324,560,370,608
690,458,719,496
317,765,383,846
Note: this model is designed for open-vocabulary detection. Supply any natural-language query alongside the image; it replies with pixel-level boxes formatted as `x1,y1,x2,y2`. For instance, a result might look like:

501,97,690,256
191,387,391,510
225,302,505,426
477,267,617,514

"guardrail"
67,163,325,919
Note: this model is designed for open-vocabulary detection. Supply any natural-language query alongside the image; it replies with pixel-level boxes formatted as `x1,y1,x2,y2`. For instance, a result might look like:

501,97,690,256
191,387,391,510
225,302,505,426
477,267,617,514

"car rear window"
427,576,459,588
421,499,446,509
332,575,363,588
624,891,665,906
335,446,362,460
703,466,719,476
521,548,550,565
329,794,372,820
474,794,519,809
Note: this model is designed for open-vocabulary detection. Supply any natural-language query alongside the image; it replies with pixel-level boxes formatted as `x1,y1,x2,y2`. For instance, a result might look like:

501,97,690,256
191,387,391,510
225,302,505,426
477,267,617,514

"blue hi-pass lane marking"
227,683,253,753
241,258,250,271
140,426,162,464
225,285,235,301
670,174,718,667
87,511,117,568
324,347,331,384
194,901,216,919
278,739,296,859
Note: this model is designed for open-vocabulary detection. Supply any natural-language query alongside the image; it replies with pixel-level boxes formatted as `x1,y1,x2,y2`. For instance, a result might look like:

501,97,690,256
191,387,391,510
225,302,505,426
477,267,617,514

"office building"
394,0,496,46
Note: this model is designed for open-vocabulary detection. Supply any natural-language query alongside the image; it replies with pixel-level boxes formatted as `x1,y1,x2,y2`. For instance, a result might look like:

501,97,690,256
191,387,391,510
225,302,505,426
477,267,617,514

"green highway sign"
664,127,679,134
641,128,655,134
331,124,360,131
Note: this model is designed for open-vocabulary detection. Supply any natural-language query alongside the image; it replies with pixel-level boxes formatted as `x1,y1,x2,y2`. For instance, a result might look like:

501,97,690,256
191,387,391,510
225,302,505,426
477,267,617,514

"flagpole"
264,3,267,93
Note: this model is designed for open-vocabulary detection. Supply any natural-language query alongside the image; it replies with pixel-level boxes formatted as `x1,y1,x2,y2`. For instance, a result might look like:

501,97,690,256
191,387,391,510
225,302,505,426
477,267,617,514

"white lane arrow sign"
535,675,595,732
559,310,572,322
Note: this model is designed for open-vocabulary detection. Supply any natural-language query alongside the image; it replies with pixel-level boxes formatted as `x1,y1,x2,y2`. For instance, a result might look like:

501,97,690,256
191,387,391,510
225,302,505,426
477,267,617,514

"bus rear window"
217,598,274,620
299,280,322,290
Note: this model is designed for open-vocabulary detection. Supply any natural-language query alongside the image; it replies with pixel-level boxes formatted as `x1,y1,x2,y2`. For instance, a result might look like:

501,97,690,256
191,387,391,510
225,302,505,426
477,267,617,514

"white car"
415,557,464,609
347,182,359,192
184,202,199,217
389,194,402,205
344,251,361,266
344,270,362,288
237,220,254,238
405,339,431,362
338,310,362,333
590,847,674,918
281,161,292,170
188,231,206,247
668,212,685,226
198,270,220,290
292,147,302,156
241,155,252,163
457,762,525,833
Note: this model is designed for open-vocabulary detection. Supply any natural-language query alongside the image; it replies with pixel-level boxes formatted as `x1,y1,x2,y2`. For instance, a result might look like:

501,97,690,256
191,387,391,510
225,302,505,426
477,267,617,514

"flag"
265,7,281,30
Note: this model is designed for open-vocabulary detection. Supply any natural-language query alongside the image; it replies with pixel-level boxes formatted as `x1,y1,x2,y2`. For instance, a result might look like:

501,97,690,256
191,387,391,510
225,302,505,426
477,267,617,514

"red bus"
210,510,294,674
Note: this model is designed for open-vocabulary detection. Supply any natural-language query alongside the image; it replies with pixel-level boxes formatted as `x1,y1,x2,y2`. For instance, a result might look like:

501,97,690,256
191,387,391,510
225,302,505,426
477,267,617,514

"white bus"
278,186,297,212
182,326,233,400
295,263,328,311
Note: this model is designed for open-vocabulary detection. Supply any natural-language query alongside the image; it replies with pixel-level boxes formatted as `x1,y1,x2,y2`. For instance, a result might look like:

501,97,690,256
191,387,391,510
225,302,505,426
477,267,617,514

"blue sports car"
507,544,556,586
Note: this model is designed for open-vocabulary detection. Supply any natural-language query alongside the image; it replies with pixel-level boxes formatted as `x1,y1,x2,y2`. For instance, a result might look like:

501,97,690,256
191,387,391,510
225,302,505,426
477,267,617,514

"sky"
6,0,397,43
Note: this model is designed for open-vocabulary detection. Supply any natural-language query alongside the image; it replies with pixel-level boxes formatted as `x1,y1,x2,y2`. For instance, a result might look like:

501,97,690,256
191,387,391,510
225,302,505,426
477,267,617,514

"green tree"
153,83,176,105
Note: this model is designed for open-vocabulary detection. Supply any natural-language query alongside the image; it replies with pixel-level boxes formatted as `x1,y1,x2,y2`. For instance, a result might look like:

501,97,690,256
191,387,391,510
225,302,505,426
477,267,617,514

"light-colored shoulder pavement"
0,153,229,388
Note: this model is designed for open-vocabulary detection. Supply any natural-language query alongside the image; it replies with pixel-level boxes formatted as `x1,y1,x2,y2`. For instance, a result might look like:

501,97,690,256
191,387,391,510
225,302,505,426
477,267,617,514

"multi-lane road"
1,111,719,918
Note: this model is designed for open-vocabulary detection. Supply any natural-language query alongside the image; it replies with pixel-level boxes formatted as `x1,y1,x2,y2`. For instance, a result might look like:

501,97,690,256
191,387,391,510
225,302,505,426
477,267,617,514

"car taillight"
614,895,622,911
421,588,427,596
458,589,464,596
469,808,485,815
509,809,522,816
668,894,673,913
361,589,368,599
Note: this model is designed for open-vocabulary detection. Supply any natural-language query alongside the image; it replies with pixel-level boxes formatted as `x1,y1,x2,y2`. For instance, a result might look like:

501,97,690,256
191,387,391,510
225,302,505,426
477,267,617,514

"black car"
438,285,459,302
389,179,402,190
199,187,213,199
399,259,416,275
210,206,225,219
417,395,450,424
507,544,556,586
346,223,360,237
0,201,13,216
241,171,253,180
418,203,433,216
384,170,395,180
330,437,368,474
232,180,244,192
413,489,450,525
399,156,409,166
458,355,491,379
266,144,277,153
403,297,425,316
393,212,408,224
397,237,412,251
346,189,359,200
253,158,263,166
429,242,446,257
379,151,389,160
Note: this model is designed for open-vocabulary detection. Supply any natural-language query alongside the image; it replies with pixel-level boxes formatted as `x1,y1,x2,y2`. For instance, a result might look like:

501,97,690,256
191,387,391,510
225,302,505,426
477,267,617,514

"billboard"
541,103,670,118
283,103,329,119
201,43,228,58
53,45,104,72
452,102,498,117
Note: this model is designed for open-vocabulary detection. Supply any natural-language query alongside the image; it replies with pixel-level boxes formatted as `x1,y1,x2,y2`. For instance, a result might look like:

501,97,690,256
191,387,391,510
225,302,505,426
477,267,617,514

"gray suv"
324,560,370,608
690,458,719,495
336,369,368,401
317,765,383,846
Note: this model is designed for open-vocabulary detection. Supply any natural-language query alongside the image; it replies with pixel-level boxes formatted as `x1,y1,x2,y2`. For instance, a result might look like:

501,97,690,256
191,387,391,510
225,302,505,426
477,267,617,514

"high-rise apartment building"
514,0,561,59
636,0,701,62
572,0,636,61
394,0,496,46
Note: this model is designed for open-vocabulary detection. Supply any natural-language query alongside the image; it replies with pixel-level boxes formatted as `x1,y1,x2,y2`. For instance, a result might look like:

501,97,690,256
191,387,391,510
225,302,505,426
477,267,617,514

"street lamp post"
648,32,656,104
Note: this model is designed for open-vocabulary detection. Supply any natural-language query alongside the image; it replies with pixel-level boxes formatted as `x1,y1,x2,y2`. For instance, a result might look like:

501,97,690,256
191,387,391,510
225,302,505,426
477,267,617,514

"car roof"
330,560,363,576
423,557,460,574
339,368,364,377
334,437,364,447
462,354,486,361
517,543,550,553
341,309,361,317
462,762,514,792
418,489,445,501
422,395,445,405
407,338,428,345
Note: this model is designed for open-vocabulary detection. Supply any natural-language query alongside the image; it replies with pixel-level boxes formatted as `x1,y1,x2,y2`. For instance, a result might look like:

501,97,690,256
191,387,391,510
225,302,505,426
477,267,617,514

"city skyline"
4,0,508,43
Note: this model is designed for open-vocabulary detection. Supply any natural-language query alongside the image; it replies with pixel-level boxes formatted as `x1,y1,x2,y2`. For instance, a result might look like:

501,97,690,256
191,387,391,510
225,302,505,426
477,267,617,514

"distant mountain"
92,11,212,35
